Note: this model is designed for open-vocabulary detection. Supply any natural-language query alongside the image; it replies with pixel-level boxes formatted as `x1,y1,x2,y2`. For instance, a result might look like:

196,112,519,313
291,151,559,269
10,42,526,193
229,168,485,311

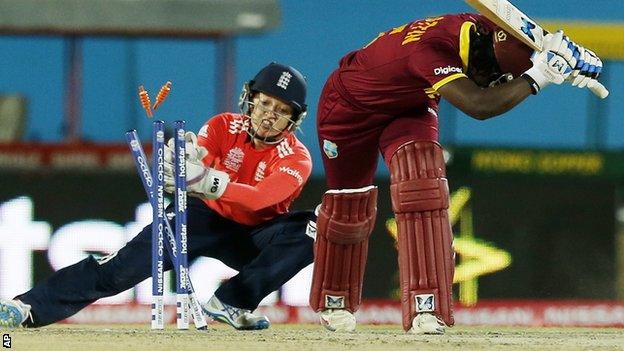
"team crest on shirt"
254,161,266,182
224,147,245,172
323,139,338,159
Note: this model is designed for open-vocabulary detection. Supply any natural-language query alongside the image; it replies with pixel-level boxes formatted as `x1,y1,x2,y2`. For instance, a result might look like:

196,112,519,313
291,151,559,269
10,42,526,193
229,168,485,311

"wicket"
173,120,190,330
126,122,207,330
152,121,165,329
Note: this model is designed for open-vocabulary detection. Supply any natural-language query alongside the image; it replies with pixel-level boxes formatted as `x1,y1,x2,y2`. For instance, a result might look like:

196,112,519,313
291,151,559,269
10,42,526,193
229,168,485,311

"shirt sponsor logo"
279,166,304,185
434,65,462,75
224,147,244,172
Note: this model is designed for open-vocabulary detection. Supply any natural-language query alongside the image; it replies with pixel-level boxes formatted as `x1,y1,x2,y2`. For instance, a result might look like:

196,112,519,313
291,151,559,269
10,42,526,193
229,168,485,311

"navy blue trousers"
17,197,315,327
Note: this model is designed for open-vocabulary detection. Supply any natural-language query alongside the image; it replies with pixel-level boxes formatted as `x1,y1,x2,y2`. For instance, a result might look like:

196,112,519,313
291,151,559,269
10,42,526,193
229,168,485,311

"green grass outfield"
2,324,623,351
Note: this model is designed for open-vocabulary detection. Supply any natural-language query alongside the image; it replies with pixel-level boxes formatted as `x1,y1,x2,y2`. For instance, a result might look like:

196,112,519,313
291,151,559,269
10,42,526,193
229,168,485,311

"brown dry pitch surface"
1,324,623,351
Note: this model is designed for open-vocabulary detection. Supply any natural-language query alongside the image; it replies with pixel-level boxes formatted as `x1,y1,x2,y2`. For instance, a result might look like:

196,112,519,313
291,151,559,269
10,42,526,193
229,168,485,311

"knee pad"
390,141,455,330
309,186,377,312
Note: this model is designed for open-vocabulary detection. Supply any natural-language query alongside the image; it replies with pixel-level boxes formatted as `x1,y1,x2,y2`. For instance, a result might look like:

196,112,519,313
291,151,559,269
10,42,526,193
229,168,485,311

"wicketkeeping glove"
182,132,209,162
163,132,228,199
164,158,229,199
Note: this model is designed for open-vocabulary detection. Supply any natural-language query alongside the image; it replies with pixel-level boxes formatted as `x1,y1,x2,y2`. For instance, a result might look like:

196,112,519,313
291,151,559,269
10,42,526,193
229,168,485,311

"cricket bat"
464,0,609,98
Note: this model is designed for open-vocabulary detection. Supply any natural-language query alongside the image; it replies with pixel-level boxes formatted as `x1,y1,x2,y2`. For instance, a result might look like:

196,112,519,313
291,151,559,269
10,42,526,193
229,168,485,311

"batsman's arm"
437,77,532,120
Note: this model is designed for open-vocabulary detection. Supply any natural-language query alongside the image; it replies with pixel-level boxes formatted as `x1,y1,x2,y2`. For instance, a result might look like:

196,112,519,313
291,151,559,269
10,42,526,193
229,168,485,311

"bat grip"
588,80,609,99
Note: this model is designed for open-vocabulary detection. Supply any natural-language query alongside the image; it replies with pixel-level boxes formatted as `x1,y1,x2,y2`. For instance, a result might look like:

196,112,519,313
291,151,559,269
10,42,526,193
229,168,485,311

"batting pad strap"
317,187,377,244
390,178,449,213
319,217,375,244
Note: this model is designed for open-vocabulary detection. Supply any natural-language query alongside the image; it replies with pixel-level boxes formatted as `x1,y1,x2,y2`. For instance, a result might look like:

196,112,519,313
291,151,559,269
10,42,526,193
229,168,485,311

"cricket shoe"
0,299,31,328
319,309,356,332
201,295,270,330
409,313,446,335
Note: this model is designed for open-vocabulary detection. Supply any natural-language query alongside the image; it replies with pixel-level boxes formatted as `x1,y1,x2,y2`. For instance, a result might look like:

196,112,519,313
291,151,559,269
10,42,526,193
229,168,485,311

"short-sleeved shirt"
334,13,482,114
196,113,312,226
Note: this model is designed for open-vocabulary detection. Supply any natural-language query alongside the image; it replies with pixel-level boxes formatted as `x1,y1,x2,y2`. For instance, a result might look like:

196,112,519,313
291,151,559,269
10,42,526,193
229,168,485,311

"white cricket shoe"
319,309,356,332
0,299,31,328
201,295,270,330
409,313,446,335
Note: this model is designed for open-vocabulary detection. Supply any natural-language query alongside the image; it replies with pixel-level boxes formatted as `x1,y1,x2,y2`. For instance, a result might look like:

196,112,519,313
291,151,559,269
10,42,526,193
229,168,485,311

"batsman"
310,12,607,334
0,63,315,330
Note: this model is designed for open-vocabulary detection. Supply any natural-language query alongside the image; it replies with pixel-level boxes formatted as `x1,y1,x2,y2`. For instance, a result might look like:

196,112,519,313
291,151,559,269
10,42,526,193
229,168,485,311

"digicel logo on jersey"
434,66,462,75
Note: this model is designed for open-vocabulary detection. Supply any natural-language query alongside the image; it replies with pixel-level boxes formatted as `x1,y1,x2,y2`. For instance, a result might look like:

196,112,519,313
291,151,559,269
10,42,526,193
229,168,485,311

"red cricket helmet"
493,29,534,78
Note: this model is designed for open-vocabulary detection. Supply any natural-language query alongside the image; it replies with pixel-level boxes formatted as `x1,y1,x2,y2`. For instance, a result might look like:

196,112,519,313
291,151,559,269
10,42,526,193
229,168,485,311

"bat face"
520,17,537,42
465,0,544,51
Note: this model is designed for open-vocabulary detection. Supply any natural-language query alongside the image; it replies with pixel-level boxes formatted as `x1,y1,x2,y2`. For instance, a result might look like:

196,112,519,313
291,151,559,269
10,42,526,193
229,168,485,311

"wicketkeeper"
309,12,605,334
0,63,315,330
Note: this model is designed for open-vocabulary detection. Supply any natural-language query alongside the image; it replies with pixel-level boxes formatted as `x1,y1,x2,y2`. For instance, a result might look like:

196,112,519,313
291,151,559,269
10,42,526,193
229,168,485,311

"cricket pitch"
2,324,623,351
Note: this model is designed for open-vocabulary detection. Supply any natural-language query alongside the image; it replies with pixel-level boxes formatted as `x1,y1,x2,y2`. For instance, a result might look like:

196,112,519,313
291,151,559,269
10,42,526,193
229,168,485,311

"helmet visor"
246,93,296,144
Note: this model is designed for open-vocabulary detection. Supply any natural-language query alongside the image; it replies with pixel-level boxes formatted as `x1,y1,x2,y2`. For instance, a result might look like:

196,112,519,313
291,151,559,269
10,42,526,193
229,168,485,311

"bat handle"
588,80,609,99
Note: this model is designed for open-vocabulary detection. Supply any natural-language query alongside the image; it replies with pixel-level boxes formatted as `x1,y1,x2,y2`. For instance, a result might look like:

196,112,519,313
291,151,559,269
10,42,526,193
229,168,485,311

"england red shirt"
196,113,312,226
335,13,484,114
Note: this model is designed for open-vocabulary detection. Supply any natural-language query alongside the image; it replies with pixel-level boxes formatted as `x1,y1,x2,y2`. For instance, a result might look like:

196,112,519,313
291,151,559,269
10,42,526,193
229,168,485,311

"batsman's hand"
567,40,603,89
522,31,573,94
164,158,229,199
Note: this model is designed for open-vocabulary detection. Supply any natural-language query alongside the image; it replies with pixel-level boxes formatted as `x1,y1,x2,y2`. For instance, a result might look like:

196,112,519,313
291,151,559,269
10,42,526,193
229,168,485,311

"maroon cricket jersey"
334,13,484,114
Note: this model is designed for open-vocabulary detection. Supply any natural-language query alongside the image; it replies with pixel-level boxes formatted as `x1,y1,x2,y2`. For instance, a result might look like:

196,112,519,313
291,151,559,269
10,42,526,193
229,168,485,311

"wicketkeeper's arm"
218,171,302,211
219,156,310,210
